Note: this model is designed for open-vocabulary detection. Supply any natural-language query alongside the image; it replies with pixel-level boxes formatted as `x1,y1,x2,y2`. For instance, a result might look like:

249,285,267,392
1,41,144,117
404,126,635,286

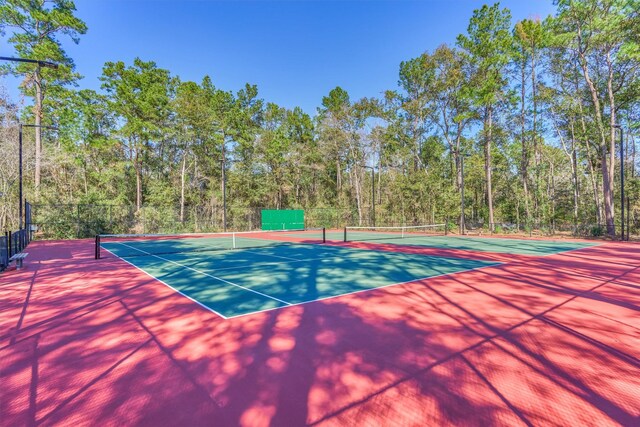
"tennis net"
344,224,446,243
95,228,326,259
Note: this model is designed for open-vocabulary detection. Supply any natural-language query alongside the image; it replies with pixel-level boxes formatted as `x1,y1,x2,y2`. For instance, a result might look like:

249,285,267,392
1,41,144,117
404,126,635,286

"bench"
9,253,28,269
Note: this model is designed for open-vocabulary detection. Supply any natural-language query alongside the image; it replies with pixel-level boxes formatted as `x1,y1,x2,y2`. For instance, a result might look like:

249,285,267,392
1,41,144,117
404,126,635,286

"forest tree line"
1,0,639,237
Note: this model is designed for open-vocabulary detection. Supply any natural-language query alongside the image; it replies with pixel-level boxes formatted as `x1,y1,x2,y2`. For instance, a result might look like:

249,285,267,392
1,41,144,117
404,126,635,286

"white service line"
115,242,292,306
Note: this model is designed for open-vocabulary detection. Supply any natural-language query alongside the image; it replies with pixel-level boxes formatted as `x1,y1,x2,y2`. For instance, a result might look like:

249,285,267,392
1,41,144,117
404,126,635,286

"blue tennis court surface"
102,242,499,318
336,231,599,256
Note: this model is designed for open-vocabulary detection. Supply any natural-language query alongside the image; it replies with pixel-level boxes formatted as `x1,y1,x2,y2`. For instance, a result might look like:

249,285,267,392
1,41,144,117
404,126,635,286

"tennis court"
2,227,638,426
100,233,498,318
336,225,600,256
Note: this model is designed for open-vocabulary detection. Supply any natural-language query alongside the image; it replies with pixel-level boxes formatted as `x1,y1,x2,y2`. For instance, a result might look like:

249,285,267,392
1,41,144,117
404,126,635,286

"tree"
213,83,263,211
284,107,316,206
549,0,640,236
513,18,545,221
317,87,352,203
457,3,513,231
45,87,117,200
100,58,176,210
174,80,211,221
0,0,87,196
0,83,20,229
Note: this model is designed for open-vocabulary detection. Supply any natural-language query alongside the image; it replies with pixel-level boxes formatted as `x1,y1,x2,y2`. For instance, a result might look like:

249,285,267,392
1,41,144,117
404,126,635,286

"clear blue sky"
3,0,556,115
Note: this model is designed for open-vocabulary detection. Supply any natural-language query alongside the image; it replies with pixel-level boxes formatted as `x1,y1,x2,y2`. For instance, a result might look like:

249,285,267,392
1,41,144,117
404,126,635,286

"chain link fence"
29,203,639,240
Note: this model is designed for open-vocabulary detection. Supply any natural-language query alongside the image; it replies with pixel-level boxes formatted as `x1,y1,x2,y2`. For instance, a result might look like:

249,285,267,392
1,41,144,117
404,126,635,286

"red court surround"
1,239,638,426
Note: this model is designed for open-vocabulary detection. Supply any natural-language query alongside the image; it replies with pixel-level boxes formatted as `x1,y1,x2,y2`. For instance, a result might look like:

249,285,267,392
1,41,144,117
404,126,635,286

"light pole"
18,124,58,229
19,124,22,230
613,124,624,240
1,57,58,230
361,165,375,227
0,56,58,69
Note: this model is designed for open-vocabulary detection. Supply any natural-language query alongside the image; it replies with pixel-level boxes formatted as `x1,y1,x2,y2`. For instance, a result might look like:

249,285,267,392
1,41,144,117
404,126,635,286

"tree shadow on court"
2,239,640,426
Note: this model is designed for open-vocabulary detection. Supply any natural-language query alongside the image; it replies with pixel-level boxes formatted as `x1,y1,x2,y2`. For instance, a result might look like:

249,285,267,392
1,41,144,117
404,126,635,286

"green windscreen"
261,210,304,230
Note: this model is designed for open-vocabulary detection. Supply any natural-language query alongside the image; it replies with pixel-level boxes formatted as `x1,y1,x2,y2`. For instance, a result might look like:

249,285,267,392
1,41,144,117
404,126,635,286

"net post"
343,227,347,242
95,235,100,259
322,227,326,243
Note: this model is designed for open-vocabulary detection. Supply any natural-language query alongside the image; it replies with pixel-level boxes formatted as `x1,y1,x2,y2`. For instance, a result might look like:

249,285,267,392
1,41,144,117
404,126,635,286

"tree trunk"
606,53,618,237
550,160,556,229
180,153,187,223
519,57,531,222
578,107,603,224
454,150,462,192
631,133,636,178
352,166,363,226
219,141,227,230
485,107,495,231
135,145,142,211
277,174,283,209
377,143,382,204
570,122,579,226
531,45,539,221
586,154,602,225
336,159,341,194
34,69,43,197
578,51,615,235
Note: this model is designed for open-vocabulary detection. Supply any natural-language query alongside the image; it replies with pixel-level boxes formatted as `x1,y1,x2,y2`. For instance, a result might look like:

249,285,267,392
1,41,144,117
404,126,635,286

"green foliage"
0,0,87,82
590,224,604,237
457,3,513,108
0,0,638,240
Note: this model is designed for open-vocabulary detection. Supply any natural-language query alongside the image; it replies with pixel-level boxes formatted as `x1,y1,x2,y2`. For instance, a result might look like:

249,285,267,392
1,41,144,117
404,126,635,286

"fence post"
2,231,8,269
627,197,631,241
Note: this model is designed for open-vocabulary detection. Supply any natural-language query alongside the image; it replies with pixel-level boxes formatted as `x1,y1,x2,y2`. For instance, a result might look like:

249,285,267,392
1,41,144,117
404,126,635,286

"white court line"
114,242,292,306
101,246,229,319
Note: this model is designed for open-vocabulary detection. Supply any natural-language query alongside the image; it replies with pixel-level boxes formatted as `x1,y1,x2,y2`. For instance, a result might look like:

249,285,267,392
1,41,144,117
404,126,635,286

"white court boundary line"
115,242,292,306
